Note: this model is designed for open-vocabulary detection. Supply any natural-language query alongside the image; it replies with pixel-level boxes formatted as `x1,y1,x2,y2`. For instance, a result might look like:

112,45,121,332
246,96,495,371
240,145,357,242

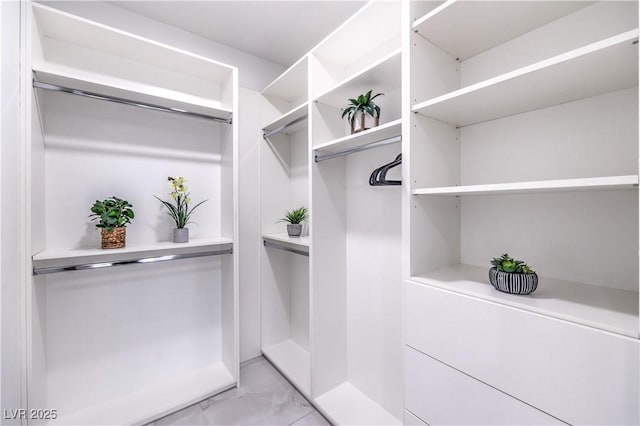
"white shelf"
314,49,401,109
312,1,400,72
32,3,234,112
314,119,402,155
262,56,308,103
33,67,233,120
412,175,639,196
314,382,402,426
262,233,309,251
410,264,639,338
412,1,591,60
33,237,233,270
262,339,311,397
412,30,639,127
50,362,234,425
263,102,308,135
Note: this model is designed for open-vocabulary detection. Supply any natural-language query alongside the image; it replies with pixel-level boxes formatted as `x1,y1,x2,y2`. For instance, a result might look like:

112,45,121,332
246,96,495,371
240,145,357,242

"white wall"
1,1,25,423
35,1,276,362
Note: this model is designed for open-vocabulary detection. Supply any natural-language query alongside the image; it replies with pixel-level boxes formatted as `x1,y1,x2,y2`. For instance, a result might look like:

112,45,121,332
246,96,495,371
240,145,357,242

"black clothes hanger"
369,153,402,186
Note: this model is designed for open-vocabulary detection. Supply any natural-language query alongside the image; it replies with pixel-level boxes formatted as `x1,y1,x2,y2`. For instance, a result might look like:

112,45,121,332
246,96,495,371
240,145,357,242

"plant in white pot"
279,207,308,237
489,253,538,295
89,196,135,249
155,176,207,243
341,90,384,134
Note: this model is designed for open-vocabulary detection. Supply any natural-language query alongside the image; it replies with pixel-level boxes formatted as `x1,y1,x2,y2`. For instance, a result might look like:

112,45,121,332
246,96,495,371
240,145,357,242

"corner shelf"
50,362,235,426
262,339,311,397
412,175,639,196
412,1,590,60
32,238,233,274
314,382,402,426
412,30,639,127
410,264,638,338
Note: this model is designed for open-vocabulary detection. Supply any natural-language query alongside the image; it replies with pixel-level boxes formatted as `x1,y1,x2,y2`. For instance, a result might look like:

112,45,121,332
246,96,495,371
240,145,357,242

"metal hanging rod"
33,248,233,276
33,80,233,124
263,114,308,139
314,135,402,162
263,240,309,257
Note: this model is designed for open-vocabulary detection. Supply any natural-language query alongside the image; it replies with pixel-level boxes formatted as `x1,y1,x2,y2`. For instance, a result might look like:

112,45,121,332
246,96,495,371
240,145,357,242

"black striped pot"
488,268,538,295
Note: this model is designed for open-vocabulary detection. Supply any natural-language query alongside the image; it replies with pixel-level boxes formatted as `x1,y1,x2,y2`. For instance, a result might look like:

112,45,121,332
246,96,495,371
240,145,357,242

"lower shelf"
314,382,401,426
410,264,639,338
262,339,311,397
51,362,235,425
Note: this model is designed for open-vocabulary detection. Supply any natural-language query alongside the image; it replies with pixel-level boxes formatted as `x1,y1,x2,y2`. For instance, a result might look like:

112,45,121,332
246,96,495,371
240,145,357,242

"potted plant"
341,90,384,134
489,253,538,295
89,196,135,249
155,176,207,243
279,207,308,237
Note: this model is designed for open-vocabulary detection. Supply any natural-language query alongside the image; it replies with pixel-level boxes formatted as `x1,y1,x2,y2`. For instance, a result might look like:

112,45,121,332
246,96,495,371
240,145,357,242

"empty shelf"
50,362,235,425
262,340,311,397
412,175,639,196
263,103,309,137
410,264,639,338
314,382,401,426
412,1,591,61
412,30,639,127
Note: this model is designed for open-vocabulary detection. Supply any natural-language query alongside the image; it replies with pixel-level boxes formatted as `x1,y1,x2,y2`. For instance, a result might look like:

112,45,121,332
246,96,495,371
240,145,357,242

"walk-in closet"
0,0,638,425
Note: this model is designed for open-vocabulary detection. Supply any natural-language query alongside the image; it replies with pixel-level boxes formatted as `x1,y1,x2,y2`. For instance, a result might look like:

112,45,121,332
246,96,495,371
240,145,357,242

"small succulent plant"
490,253,535,274
279,207,308,225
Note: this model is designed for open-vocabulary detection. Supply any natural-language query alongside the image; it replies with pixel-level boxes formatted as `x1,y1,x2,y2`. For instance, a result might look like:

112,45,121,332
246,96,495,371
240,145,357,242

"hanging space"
260,56,311,396
405,1,639,425
25,3,238,424
309,1,403,424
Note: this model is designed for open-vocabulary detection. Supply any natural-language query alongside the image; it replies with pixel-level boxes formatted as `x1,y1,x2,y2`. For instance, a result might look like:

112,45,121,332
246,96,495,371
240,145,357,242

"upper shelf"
262,56,308,104
412,1,592,61
33,238,233,275
410,264,639,338
33,68,233,122
412,175,639,197
412,30,639,127
32,3,235,112
314,49,401,109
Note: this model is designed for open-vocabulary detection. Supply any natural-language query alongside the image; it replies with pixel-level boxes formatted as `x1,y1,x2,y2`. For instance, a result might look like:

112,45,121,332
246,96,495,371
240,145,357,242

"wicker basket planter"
101,227,126,249
489,267,538,295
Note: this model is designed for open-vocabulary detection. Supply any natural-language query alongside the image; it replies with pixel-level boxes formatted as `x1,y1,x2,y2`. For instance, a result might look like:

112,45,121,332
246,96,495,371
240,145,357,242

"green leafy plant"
341,90,384,123
490,253,535,274
278,206,308,225
154,176,207,229
89,197,134,231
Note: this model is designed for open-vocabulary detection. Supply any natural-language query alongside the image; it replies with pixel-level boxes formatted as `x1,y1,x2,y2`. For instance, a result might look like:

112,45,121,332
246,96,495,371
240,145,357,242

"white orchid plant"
155,176,207,229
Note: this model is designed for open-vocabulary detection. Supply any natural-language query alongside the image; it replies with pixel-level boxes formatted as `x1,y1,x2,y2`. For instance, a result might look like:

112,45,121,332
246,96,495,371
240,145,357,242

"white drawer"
405,280,639,425
406,346,562,425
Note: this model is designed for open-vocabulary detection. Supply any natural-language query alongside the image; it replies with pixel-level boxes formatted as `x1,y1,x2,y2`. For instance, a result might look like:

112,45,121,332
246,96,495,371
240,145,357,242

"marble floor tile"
150,357,328,426
290,411,331,426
